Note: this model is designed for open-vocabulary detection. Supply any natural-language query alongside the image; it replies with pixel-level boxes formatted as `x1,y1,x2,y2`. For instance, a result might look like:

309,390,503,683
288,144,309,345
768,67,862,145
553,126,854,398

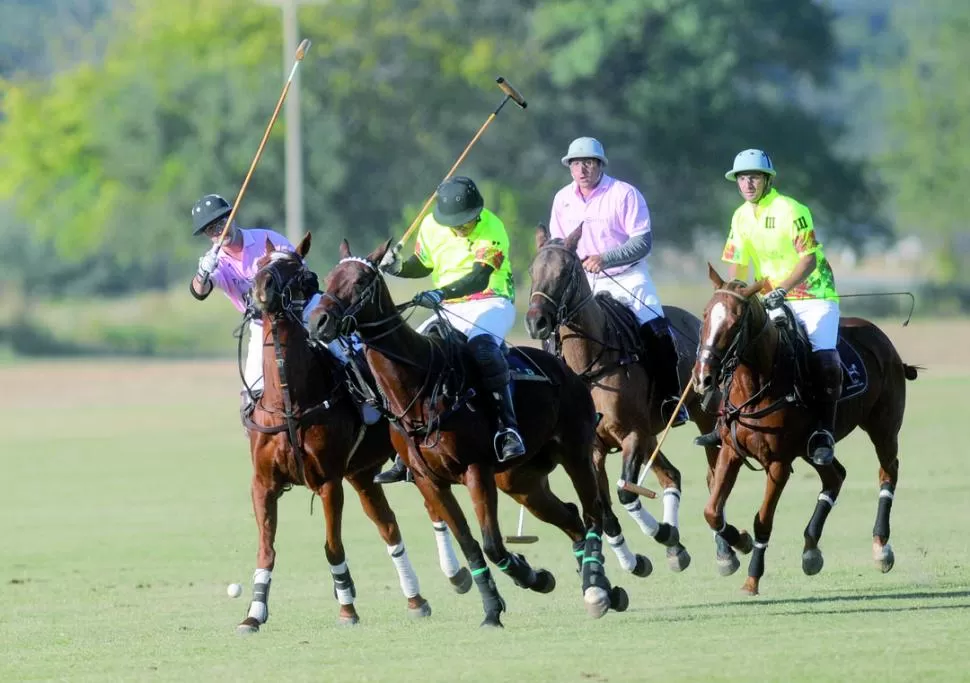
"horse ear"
565,222,584,252
296,231,312,258
368,238,393,266
708,262,725,288
535,223,550,250
339,239,351,259
743,279,769,298
265,237,275,255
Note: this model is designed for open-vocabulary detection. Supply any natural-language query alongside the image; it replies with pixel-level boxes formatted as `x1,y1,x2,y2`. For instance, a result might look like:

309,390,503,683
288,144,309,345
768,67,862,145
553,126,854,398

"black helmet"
191,194,232,235
432,176,484,227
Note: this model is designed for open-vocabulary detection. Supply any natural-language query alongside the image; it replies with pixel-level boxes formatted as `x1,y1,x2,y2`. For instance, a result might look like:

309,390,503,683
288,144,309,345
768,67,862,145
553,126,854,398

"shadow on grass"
690,588,970,610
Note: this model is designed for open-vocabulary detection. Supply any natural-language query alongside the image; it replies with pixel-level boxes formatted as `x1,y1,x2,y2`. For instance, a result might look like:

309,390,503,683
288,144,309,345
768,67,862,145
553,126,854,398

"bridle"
528,242,596,333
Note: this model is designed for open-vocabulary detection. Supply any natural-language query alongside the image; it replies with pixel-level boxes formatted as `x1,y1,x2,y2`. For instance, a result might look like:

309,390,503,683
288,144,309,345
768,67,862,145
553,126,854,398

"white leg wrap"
330,561,355,605
387,542,421,598
662,488,681,528
624,500,660,537
433,521,461,577
604,533,638,572
248,568,272,622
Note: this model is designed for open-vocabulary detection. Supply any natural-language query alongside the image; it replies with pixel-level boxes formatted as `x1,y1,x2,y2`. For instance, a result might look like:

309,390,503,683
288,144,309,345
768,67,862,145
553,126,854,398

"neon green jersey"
415,208,515,303
721,188,839,302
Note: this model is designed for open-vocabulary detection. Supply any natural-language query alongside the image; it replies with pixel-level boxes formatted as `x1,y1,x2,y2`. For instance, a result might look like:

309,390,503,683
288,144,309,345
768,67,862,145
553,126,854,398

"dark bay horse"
692,265,918,595
237,234,471,634
310,238,630,627
526,224,718,572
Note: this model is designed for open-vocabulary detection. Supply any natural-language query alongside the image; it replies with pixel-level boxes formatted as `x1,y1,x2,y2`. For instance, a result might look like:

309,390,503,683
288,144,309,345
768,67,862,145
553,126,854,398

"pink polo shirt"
209,228,294,313
548,174,651,275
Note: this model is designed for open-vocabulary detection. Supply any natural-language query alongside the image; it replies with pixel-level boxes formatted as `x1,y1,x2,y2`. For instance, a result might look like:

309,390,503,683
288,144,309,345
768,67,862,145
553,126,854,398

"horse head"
309,238,393,343
692,263,769,394
251,232,318,321
526,223,586,340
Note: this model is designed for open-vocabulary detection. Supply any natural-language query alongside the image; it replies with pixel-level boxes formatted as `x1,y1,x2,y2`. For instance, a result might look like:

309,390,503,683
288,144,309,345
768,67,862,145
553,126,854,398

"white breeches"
788,299,840,351
414,297,515,344
586,259,663,325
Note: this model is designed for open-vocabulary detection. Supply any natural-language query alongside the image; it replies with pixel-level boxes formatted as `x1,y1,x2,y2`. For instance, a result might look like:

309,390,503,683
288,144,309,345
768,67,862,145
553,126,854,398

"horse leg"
237,474,281,634
424,496,472,593
465,463,557,596
559,441,628,617
867,429,899,573
591,444,653,578
344,472,432,618
317,477,359,626
802,457,847,577
411,474,506,628
741,459,792,596
703,447,751,577
648,443,692,572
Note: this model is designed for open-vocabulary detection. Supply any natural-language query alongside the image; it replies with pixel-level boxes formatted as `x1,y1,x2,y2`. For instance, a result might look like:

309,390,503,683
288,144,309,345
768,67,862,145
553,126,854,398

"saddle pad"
837,336,868,402
508,347,550,383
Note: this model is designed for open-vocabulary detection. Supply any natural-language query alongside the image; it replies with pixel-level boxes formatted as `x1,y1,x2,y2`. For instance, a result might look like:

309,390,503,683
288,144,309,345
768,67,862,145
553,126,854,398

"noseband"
529,244,595,327
254,252,319,323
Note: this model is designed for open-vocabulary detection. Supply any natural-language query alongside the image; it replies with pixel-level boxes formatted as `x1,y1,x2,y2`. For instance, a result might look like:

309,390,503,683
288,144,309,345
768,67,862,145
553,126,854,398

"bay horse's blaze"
235,233,470,634
310,237,630,627
693,263,919,595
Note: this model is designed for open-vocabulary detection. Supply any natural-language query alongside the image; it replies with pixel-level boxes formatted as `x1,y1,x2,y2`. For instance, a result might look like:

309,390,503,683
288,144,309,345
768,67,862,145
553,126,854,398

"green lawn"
1,361,967,682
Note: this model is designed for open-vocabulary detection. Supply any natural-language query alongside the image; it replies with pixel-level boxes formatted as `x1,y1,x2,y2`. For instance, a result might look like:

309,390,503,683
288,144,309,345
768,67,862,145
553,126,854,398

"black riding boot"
492,383,526,462
468,335,526,462
374,454,412,484
693,428,722,448
640,320,688,427
808,349,842,466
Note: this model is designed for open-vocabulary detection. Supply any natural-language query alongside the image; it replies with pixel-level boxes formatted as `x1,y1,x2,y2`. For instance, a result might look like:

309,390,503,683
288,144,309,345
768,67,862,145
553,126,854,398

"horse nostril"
701,374,713,389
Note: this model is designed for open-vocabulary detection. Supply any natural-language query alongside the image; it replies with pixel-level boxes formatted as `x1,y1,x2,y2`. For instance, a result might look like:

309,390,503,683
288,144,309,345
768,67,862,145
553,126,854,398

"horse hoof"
532,569,556,594
874,543,895,574
336,613,361,627
235,617,261,635
666,544,691,573
480,613,504,628
632,554,653,578
740,579,759,596
583,586,610,619
609,586,629,613
716,552,740,577
736,531,754,555
802,548,824,576
407,599,432,619
449,567,473,594
655,523,680,548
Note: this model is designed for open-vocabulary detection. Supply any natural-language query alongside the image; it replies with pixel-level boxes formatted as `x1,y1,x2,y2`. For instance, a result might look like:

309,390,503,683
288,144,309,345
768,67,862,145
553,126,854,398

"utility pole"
259,0,328,245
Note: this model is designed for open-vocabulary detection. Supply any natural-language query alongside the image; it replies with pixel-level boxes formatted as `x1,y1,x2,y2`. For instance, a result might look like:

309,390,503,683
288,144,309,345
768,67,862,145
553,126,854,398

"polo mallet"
396,77,527,250
619,382,694,499
202,38,312,286
504,504,539,544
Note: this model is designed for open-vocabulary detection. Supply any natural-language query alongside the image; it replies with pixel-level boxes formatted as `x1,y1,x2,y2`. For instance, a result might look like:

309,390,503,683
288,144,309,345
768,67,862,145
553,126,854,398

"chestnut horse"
526,224,719,573
692,265,918,595
236,234,471,634
310,239,630,628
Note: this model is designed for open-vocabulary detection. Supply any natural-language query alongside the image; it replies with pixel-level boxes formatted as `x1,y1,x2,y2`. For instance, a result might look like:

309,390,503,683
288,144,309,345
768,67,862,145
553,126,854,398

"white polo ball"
227,583,243,599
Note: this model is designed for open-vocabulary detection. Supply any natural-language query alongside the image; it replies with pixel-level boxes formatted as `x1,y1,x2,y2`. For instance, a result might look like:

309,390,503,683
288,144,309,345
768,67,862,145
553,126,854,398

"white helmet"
725,149,776,181
561,137,608,167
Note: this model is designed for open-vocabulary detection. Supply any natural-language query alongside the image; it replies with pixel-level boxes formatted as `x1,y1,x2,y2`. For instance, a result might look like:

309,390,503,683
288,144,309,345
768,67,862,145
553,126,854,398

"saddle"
774,305,868,403
421,319,549,386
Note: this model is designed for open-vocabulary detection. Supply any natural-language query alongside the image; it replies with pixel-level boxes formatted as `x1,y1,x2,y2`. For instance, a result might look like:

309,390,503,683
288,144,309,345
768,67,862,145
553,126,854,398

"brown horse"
236,234,472,634
310,238,630,628
692,265,918,595
526,224,719,574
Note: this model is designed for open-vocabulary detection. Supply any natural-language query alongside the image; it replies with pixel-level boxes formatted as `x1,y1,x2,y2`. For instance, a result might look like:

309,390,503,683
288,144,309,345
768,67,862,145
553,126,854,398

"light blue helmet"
725,149,776,181
561,137,608,167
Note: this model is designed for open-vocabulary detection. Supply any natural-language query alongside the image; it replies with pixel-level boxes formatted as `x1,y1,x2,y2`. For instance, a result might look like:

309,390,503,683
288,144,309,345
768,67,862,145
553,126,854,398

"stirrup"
661,397,688,427
494,428,526,463
807,429,835,466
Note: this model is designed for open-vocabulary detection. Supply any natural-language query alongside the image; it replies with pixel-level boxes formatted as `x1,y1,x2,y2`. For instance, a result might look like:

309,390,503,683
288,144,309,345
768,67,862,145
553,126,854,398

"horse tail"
903,364,922,381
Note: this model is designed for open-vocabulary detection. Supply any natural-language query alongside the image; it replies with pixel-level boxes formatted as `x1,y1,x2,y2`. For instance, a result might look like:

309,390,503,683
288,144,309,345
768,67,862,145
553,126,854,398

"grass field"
2,322,968,682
